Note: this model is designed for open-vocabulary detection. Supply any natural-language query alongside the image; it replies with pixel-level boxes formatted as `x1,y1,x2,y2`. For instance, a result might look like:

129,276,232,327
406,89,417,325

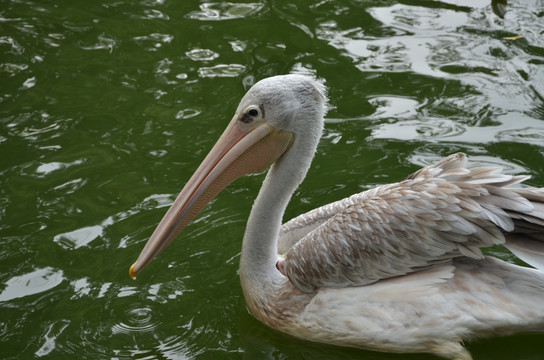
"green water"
1,0,544,359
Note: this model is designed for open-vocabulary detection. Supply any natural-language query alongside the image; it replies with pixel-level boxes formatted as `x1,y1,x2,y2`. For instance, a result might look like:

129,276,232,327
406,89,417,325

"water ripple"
186,48,220,61
0,35,24,55
186,2,264,21
370,4,471,34
157,335,191,359
366,96,420,120
54,224,105,249
79,34,116,53
370,118,467,141
35,319,70,357
497,127,544,146
54,193,175,250
198,64,246,78
112,306,158,334
176,108,201,119
0,62,28,76
138,9,170,20
132,32,173,51
35,159,85,176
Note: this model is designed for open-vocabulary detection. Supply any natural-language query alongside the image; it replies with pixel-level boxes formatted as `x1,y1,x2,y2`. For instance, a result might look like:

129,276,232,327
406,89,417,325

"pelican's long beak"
129,116,294,278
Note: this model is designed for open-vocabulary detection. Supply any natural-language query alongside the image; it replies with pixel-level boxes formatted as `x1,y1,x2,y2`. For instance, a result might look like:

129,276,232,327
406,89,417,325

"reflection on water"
0,267,64,302
1,0,544,359
186,2,265,21
35,319,70,357
317,0,543,156
198,63,247,78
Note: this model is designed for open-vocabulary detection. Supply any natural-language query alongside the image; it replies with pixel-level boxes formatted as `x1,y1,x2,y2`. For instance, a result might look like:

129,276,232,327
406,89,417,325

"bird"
129,74,544,360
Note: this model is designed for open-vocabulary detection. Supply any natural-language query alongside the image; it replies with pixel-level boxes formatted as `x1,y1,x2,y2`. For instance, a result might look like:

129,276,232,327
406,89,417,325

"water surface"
1,0,544,359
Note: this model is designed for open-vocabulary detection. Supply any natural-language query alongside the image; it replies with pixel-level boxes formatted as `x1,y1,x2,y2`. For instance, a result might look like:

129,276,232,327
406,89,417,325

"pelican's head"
129,74,328,278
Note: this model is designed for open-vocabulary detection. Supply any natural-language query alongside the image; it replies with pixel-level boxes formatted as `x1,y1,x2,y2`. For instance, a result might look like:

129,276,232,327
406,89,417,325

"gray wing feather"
278,199,350,254
283,153,544,293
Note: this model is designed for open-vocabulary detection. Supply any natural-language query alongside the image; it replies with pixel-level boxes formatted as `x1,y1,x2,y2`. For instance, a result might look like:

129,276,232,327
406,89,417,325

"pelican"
129,75,544,360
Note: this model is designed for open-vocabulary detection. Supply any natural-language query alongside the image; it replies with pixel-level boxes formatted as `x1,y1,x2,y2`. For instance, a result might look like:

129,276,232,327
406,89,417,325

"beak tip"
129,263,138,280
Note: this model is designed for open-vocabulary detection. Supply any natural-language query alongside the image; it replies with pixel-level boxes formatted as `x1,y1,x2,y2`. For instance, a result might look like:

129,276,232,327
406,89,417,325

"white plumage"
130,74,544,360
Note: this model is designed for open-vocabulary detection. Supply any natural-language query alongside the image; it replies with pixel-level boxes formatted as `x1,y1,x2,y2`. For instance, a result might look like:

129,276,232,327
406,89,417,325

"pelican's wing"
276,154,471,253
278,197,356,254
283,153,544,293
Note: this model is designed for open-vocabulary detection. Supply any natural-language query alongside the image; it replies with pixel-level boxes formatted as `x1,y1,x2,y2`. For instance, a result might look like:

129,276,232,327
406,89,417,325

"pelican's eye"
240,105,263,124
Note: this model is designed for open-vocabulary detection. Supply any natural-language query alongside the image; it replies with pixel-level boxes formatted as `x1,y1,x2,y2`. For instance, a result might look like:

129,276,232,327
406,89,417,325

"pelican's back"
279,153,544,292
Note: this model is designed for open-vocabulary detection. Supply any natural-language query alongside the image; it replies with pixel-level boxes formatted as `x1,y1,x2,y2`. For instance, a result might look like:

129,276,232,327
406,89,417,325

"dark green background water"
1,0,544,359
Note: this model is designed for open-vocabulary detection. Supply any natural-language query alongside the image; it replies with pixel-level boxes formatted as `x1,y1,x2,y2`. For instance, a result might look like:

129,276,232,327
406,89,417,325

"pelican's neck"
241,165,291,280
239,141,314,294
